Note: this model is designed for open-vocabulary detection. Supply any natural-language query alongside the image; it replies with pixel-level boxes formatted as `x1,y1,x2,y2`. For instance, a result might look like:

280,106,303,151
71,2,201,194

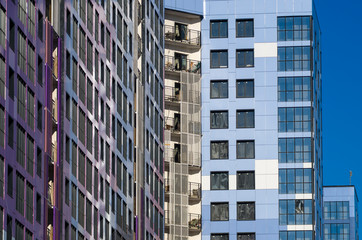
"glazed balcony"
188,213,201,234
165,210,170,233
188,182,201,203
165,55,201,74
165,25,201,48
165,178,170,201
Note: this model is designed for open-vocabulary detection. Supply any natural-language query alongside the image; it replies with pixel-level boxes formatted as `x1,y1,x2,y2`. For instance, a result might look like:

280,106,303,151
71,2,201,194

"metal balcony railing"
188,213,201,231
165,55,201,74
165,86,181,102
165,116,181,132
51,99,57,122
164,25,201,46
189,182,201,200
164,86,201,104
48,180,54,206
164,178,170,194
51,143,56,163
165,210,170,226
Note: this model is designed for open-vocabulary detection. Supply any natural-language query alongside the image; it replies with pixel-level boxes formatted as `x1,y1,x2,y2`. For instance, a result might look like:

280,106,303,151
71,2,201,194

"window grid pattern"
278,77,311,102
236,19,254,38
323,224,349,240
210,80,228,99
278,107,311,132
236,80,254,98
277,16,311,41
211,202,229,221
279,200,313,225
324,201,349,220
279,168,312,194
279,231,313,240
278,138,312,163
236,141,255,159
278,47,311,72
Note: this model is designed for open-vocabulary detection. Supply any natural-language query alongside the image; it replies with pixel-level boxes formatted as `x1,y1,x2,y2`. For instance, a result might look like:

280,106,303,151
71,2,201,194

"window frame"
236,79,254,98
210,202,229,221
210,141,229,160
236,140,255,159
210,50,228,69
236,19,254,38
236,110,255,128
236,49,254,68
237,171,255,190
237,202,255,221
210,80,228,99
210,19,228,38
210,172,229,190
210,110,229,129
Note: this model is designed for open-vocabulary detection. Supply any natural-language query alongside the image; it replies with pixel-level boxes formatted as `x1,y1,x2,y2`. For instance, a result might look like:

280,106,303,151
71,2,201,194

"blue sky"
316,0,362,224
315,0,362,188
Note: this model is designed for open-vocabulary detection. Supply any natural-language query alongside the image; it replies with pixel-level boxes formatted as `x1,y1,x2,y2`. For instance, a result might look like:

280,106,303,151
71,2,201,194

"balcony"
165,55,201,74
188,182,201,203
50,143,57,164
165,178,170,200
165,210,170,233
51,99,58,123
188,213,201,234
47,180,54,206
165,25,201,48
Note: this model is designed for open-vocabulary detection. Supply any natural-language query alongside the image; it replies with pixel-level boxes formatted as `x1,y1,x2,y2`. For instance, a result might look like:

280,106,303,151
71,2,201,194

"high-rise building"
0,0,165,239
163,1,202,240
201,1,323,240
323,186,359,240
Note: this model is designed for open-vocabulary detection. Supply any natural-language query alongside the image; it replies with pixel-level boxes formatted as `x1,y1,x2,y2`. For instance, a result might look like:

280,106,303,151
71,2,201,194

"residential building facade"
163,0,202,240
201,1,323,240
0,0,165,240
323,186,359,240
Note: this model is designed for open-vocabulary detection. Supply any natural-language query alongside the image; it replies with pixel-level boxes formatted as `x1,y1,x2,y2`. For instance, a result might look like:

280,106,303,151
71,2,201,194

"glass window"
16,172,25,215
277,16,311,41
236,49,254,68
324,224,349,240
211,202,229,221
210,80,228,98
236,110,254,128
237,202,255,221
0,7,6,49
210,172,228,190
211,141,228,159
211,111,228,129
238,233,255,240
211,234,229,240
279,231,313,240
237,172,255,190
210,20,228,38
279,168,312,194
236,19,254,38
278,77,311,102
18,30,26,74
279,199,313,225
28,44,35,84
324,201,349,220
278,47,311,71
237,141,255,159
236,80,254,98
211,50,228,68
0,57,5,99
278,107,311,132
278,138,311,163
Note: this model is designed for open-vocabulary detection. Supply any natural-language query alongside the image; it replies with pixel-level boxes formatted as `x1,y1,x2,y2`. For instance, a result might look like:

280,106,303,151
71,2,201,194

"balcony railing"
165,178,170,195
165,55,201,74
165,210,170,226
165,25,201,46
50,143,57,163
165,86,181,102
48,180,54,206
165,86,201,104
51,99,57,122
189,182,201,201
188,213,201,231
165,116,181,132
165,148,201,168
